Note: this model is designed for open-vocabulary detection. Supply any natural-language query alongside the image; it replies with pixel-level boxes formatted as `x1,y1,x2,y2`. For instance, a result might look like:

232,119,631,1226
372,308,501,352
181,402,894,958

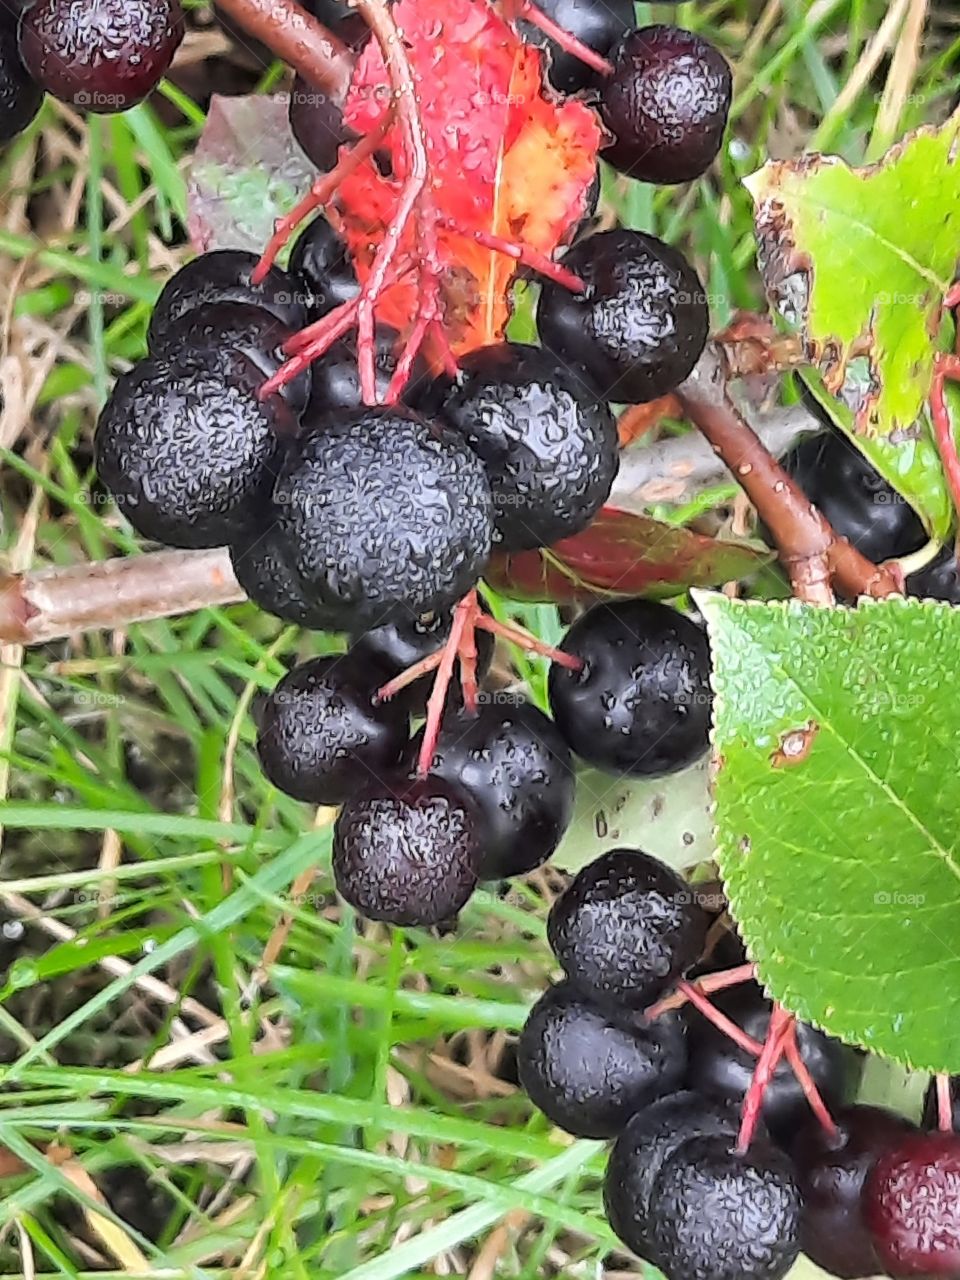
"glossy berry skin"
0,19,42,145
782,432,926,564
548,599,712,778
646,1133,801,1280
865,1132,960,1276
907,548,960,605
95,349,294,550
548,848,709,1008
539,229,709,404
308,327,431,417
600,26,732,183
432,343,618,551
604,1091,740,1258
19,0,184,114
517,982,686,1139
255,655,408,806
333,776,482,926
687,984,858,1139
350,608,494,708
289,75,354,173
148,250,307,350
274,409,493,628
289,216,359,319
792,1104,919,1278
230,525,346,631
413,700,576,880
520,0,634,94
149,302,311,417
922,1076,960,1130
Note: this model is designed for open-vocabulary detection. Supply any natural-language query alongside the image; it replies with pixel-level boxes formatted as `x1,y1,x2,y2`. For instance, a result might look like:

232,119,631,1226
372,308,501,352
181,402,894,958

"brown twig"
677,344,902,604
213,0,353,99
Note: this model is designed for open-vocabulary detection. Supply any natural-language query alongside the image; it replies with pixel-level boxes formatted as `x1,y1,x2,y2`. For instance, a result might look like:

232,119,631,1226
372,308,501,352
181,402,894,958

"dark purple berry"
255,655,408,806
646,1133,801,1280
273,408,493,629
148,250,308,350
95,349,294,549
149,301,310,417
230,523,347,632
687,984,859,1140
288,216,359,319
517,982,686,1138
413,700,576,880
792,1104,919,1278
308,326,431,417
0,18,42,144
548,598,712,778
432,342,618,551
289,75,355,172
907,549,960,604
520,0,634,94
548,848,709,1007
333,776,483,926
600,25,732,183
19,0,184,113
350,608,494,711
865,1132,960,1276
604,1091,740,1258
538,229,709,404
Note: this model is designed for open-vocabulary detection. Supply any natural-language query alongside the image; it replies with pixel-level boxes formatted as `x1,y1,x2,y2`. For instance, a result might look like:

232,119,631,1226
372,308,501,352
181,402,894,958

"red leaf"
335,0,601,355
485,507,772,604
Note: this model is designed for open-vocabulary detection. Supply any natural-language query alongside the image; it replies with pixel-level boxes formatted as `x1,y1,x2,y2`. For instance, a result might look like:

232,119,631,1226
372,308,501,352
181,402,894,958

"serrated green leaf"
748,115,960,535
701,592,960,1074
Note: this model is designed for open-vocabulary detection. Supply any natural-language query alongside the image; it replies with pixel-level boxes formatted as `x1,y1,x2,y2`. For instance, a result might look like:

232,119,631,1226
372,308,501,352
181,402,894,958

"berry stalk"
214,0,353,98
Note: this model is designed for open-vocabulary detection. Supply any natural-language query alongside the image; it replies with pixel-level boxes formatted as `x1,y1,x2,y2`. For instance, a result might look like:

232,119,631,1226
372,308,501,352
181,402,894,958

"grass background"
0,0,957,1275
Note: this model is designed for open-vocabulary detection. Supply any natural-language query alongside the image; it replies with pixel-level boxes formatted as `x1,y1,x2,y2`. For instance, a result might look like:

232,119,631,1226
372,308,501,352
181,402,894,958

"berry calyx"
792,1104,919,1278
412,699,576,879
864,1132,960,1276
273,408,494,628
19,0,184,114
95,348,294,550
255,655,409,806
538,228,709,404
333,776,483,926
547,848,709,1007
517,982,687,1138
0,17,42,145
548,598,712,778
148,250,308,351
431,342,618,551
600,26,732,184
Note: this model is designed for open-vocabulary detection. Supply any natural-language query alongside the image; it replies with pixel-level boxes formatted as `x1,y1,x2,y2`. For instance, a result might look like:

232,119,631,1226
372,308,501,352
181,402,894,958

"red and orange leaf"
486,507,772,604
335,0,601,357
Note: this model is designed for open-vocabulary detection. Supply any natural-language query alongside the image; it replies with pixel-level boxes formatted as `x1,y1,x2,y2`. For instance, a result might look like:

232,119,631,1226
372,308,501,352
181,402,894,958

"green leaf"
748,114,960,535
701,592,960,1074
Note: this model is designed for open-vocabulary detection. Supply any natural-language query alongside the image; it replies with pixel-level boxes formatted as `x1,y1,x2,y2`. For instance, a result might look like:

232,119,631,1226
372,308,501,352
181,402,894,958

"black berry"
548,598,712,778
19,0,184,113
548,848,709,1007
538,229,709,404
289,216,359,319
906,549,960,604
350,607,494,710
148,250,307,350
0,17,42,144
289,75,355,172
273,408,493,629
432,342,618,551
96,349,294,549
645,1133,801,1280
149,301,310,417
686,984,858,1139
782,431,926,564
865,1132,960,1277
413,700,576,880
792,1104,919,1278
604,1091,741,1258
256,654,408,806
517,982,686,1138
230,523,347,631
519,0,634,94
600,25,732,183
308,326,431,417
333,776,482,926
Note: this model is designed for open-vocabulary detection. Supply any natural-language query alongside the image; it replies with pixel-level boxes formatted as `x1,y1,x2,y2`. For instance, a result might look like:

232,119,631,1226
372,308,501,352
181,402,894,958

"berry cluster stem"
736,1005,794,1153
214,0,353,97
507,0,615,77
936,1072,954,1133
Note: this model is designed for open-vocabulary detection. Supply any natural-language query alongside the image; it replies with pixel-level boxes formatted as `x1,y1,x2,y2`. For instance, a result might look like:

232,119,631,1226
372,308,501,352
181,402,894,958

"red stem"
416,593,474,776
673,980,765,1058
931,354,960,526
783,1025,839,1140
736,1006,793,1154
436,219,585,293
376,650,442,702
936,1073,955,1133
645,963,757,1019
477,615,582,670
518,0,614,77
